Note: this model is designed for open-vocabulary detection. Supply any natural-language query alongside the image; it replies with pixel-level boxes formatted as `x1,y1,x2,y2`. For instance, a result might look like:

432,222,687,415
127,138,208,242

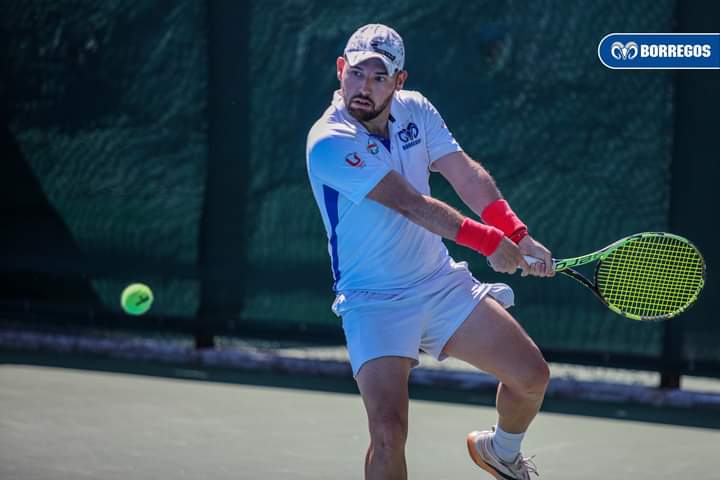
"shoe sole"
466,432,509,480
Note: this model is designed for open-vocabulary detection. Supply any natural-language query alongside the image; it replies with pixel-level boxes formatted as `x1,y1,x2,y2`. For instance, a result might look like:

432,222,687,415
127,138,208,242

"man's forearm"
365,167,501,242
402,194,464,240
456,163,529,245
454,162,503,217
402,194,506,257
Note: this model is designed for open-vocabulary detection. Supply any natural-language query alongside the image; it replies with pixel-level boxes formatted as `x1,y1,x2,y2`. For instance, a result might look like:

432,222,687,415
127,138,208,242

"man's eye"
352,70,362,77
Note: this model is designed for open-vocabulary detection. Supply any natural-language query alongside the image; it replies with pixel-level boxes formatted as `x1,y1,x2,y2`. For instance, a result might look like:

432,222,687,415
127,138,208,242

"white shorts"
331,258,515,376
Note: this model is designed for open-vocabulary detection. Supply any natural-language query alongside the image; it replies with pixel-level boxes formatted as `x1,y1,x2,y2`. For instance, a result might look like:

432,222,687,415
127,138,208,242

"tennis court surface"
2,353,719,480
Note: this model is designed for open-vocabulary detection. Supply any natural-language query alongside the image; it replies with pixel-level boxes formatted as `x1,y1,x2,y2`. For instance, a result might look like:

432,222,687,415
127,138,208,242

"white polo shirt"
306,89,462,292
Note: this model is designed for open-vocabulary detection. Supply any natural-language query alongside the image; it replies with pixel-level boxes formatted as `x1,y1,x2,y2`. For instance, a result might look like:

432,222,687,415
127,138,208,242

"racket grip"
523,255,557,269
486,254,558,272
486,255,556,271
523,255,541,265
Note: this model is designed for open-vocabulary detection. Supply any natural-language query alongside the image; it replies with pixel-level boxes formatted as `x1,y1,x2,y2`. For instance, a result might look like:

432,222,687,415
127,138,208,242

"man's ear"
336,56,346,82
395,70,408,91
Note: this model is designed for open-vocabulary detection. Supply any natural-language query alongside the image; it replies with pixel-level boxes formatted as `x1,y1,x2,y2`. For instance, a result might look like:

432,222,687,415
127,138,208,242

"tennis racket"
524,232,705,321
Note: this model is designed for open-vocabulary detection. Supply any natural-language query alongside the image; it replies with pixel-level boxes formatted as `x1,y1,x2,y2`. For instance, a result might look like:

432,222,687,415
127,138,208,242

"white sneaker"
466,429,539,480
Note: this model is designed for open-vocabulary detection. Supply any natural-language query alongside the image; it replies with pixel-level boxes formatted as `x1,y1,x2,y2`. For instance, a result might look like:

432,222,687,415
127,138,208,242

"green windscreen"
4,0,719,369
242,0,676,359
3,1,207,321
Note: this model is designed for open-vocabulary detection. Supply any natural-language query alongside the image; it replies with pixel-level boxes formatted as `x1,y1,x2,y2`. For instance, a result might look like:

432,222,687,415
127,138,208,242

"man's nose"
359,77,372,95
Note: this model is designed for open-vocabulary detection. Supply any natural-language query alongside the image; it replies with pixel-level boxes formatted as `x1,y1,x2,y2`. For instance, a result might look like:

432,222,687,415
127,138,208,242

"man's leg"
355,356,414,480
443,296,549,438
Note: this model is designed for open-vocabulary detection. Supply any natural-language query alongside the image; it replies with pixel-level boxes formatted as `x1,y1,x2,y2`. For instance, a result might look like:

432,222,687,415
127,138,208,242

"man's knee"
368,411,408,451
512,354,550,398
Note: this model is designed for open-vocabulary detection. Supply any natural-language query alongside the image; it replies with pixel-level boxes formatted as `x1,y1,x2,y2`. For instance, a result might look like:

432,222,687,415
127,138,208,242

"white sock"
491,424,525,463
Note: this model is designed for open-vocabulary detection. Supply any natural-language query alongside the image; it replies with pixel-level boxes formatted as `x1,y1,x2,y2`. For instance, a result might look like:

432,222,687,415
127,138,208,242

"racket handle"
523,255,557,269
486,255,556,271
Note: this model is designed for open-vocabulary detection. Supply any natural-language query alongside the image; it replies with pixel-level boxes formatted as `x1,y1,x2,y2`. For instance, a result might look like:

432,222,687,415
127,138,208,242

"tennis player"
306,24,553,480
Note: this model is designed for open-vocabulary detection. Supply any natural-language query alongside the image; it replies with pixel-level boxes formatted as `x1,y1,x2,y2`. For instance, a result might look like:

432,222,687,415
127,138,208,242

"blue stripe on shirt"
369,133,391,153
322,185,341,290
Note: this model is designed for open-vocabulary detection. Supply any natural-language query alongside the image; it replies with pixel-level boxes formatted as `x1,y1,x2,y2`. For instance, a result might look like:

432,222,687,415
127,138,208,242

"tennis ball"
121,283,154,316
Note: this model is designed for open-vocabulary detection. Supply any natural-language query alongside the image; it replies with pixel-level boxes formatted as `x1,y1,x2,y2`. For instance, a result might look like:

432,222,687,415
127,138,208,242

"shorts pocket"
331,290,401,317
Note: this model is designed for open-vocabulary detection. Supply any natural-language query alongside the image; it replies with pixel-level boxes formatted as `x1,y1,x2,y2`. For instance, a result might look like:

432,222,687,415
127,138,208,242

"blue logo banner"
598,33,720,69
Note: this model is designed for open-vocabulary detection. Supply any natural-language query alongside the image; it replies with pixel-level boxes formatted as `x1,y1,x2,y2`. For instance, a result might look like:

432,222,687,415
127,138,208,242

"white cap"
344,24,405,76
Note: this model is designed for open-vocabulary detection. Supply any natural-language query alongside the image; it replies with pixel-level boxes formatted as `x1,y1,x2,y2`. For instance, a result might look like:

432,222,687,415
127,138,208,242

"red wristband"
455,218,504,256
481,199,528,244
509,227,528,244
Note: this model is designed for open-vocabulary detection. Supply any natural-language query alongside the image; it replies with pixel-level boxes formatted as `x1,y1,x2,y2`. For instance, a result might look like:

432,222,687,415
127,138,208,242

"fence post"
197,0,250,346
664,1,720,388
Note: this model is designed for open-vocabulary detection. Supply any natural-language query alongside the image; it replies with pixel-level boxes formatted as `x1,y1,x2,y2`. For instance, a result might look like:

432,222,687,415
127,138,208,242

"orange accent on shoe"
467,431,504,480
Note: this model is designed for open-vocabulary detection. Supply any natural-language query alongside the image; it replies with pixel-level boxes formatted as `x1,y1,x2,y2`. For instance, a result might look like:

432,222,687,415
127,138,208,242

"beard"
346,91,394,122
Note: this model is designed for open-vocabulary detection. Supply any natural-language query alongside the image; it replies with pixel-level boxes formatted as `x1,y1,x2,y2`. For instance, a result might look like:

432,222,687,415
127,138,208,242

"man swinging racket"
306,23,554,480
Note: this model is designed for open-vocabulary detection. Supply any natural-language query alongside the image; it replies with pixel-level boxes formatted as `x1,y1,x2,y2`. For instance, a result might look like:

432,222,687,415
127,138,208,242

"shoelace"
513,455,539,477
487,427,540,477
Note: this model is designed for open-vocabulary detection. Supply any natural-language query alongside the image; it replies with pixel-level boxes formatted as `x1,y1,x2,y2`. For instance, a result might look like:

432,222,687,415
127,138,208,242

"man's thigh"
355,356,413,422
338,290,425,376
442,296,546,384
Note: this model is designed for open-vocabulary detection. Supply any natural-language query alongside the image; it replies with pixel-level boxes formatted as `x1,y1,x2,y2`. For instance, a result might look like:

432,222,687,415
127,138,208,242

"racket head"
593,232,706,321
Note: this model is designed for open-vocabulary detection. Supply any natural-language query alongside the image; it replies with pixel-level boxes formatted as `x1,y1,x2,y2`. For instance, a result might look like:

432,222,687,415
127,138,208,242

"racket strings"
598,238,702,316
601,262,693,315
595,235,704,319
603,240,701,313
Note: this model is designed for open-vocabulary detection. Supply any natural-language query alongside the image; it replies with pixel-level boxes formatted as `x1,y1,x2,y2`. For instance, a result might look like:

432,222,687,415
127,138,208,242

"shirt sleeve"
421,95,463,171
308,136,391,205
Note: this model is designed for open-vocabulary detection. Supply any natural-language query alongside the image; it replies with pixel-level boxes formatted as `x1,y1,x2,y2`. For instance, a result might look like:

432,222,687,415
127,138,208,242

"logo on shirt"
367,137,379,155
397,122,421,151
345,152,365,168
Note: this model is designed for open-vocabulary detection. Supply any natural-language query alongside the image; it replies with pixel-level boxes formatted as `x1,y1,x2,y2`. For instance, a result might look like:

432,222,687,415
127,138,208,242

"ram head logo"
610,41,639,60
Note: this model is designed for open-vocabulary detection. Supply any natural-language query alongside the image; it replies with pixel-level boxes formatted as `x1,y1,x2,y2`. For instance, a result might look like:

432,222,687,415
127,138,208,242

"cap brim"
345,51,396,76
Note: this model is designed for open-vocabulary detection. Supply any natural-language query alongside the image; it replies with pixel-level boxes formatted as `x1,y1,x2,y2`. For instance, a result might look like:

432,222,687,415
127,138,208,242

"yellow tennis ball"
121,283,154,316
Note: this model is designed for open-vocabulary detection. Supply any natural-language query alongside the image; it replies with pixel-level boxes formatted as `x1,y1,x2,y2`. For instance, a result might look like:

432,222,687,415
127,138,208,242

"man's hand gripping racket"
487,235,554,278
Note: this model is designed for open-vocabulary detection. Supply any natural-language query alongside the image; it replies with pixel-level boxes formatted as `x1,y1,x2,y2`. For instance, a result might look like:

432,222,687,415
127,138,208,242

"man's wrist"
509,227,529,244
455,218,504,256
481,199,528,244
